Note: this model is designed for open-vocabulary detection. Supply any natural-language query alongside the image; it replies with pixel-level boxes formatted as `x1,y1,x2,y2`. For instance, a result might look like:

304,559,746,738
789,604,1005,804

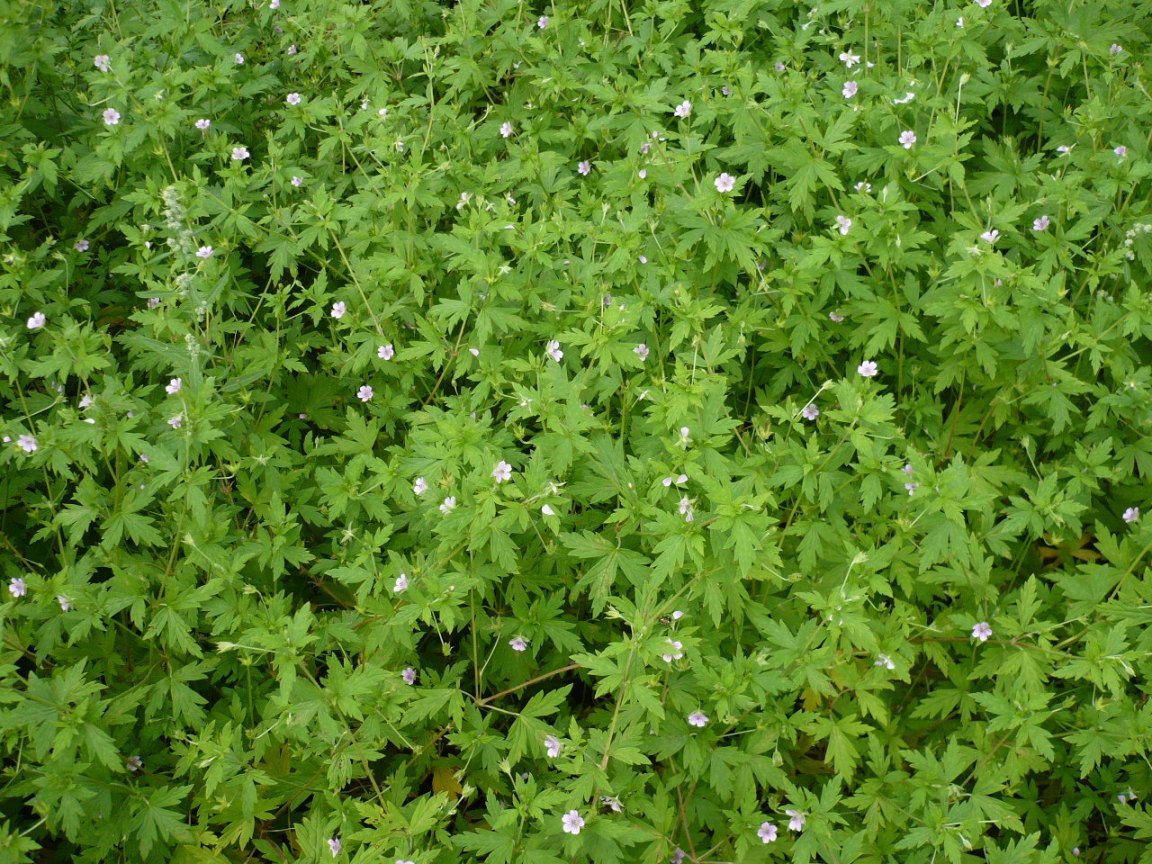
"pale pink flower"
196,245,213,258
972,621,992,642
287,44,297,55
492,460,513,483
839,51,861,67
234,53,245,64
327,837,341,857
1123,507,1140,524
232,146,250,161
875,653,896,670
829,311,845,322
330,301,346,319
786,810,805,831
601,796,622,813
578,160,591,175
127,755,143,772
899,130,916,149
673,100,692,118
148,297,161,309
165,378,183,395
835,215,852,235
357,385,374,402
714,172,736,193
439,496,457,514
510,636,528,652
8,577,26,597
905,482,919,495
195,118,211,130
378,344,394,360
413,477,428,496
980,228,999,244
168,415,183,429
270,0,280,7
541,504,555,516
291,176,303,187
286,93,301,106
1057,144,1071,155
842,80,858,98
75,239,90,252
854,181,872,193
802,404,819,421
561,810,584,835
634,343,649,361
537,15,549,28
500,121,513,138
393,572,408,593
1110,43,1123,55
1114,146,1127,159
858,360,878,378
544,735,562,757
57,595,72,612
103,108,121,126
758,822,778,843
974,0,991,6
27,311,46,330
402,667,416,685
94,54,111,72
662,639,684,662
546,340,563,362
1033,215,1050,231
687,710,708,727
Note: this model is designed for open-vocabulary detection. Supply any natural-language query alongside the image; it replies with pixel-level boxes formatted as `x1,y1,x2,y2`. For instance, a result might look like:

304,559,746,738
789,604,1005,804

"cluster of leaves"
3,0,1152,861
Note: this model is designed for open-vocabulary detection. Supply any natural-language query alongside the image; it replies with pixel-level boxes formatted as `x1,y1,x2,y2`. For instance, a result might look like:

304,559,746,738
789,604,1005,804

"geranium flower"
561,810,584,835
972,621,992,642
714,172,736,193
758,822,778,843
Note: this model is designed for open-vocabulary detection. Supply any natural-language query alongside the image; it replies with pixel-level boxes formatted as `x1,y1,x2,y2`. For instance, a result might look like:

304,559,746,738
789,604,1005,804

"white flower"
357,385,374,402
839,51,861,67
842,80,858,99
546,340,564,362
492,460,513,483
714,172,736,193
17,435,37,453
103,108,121,126
541,504,555,516
899,130,917,149
413,477,428,496
634,343,649,361
377,344,395,360
165,378,183,395
232,146,250,161
673,100,692,118
196,245,213,258
27,311,46,330
509,636,528,652
544,735,562,757
858,360,878,378
393,572,409,593
330,301,346,319
440,496,457,514
234,53,245,64
500,121,513,138
835,215,852,235
980,228,1000,244
561,810,584,835
286,92,302,106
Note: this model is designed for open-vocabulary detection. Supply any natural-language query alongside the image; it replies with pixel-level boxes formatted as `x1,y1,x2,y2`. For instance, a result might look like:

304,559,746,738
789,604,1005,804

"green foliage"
2,0,1152,861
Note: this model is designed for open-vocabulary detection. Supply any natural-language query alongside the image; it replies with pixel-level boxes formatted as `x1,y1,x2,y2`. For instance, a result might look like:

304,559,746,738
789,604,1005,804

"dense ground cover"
3,0,1152,861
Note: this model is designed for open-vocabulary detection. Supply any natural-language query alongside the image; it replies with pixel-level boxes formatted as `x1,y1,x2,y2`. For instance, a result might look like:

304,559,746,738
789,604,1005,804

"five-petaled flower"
858,360,879,378
510,636,528,652
758,821,778,843
27,311,46,330
688,710,709,727
292,176,304,187
544,735,562,757
786,809,805,831
234,53,245,64
972,621,993,642
875,653,896,670
94,54,111,72
899,130,917,149
168,414,184,429
58,595,72,612
331,301,346,319
714,172,736,193
357,385,373,402
1033,215,1050,231
980,229,999,244
500,121,513,138
829,311,845,322
327,837,341,857
842,80,858,98
103,108,121,126
839,51,861,67
578,160,591,175
673,100,692,118
232,146,250,161
546,340,564,362
836,215,853,235
440,496,457,514
75,239,90,252
1123,507,1140,524
493,461,513,484
413,477,428,496
561,810,584,835
802,404,819,421
166,378,183,395
195,118,211,130
17,433,38,453
634,343,649,361
8,577,26,598
1114,145,1127,159
537,15,549,28
402,667,416,685
393,573,408,593
286,92,301,105
378,344,394,360
197,245,214,258
127,755,143,772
